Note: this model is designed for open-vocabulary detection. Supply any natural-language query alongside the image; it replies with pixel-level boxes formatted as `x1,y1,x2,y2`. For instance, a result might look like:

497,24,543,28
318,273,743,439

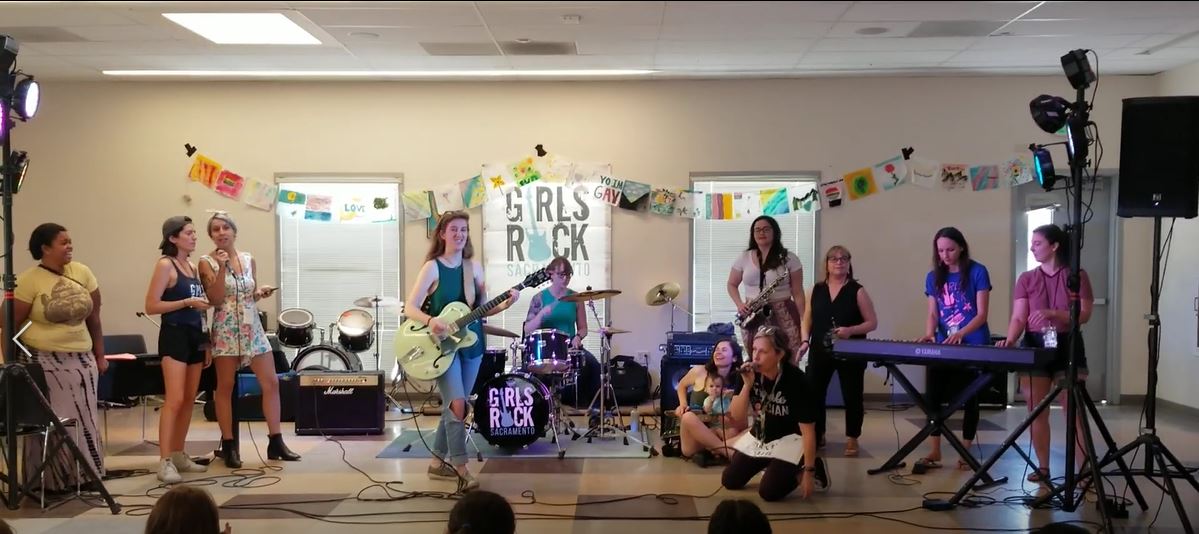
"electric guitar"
395,268,550,380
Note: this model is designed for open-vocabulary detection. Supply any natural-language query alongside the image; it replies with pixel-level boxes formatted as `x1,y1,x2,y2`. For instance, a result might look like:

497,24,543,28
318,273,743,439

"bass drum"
472,373,550,449
277,308,315,348
291,344,363,372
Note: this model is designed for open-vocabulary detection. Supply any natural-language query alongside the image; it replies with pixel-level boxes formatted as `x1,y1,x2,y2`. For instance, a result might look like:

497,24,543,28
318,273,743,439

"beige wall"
7,75,1159,395
1151,63,1199,409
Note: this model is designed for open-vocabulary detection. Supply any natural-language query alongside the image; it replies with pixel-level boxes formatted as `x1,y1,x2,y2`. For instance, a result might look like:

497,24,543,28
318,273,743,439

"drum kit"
470,287,649,457
278,296,398,372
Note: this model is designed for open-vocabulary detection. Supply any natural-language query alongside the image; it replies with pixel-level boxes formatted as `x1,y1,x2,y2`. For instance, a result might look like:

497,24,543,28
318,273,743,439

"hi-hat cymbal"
645,282,680,306
354,296,401,308
561,289,622,303
483,325,520,338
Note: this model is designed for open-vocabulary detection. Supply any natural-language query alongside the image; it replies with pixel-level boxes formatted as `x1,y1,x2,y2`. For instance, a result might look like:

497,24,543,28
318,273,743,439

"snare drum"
277,308,315,348
472,372,550,449
522,329,572,374
336,309,375,353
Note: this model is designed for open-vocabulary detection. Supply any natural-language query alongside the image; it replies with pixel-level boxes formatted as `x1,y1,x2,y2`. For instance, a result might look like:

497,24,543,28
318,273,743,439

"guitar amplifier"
295,371,385,435
663,331,739,359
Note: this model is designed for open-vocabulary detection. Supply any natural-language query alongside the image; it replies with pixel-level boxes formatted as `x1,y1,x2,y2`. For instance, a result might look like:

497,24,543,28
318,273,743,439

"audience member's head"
708,499,771,534
0,518,13,534
144,485,228,534
446,490,515,534
1036,522,1091,533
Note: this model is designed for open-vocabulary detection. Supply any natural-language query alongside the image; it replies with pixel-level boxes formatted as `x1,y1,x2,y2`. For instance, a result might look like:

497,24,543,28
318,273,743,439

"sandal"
1027,467,1050,482
844,438,860,457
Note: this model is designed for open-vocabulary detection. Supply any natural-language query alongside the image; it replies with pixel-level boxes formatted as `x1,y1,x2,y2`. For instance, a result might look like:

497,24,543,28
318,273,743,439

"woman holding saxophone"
727,215,805,359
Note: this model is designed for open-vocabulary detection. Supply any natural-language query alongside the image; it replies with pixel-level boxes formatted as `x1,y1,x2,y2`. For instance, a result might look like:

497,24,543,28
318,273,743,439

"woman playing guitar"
403,211,519,492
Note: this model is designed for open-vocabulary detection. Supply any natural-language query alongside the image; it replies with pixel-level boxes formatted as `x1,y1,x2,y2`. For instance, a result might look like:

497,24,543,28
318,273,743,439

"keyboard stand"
865,362,1008,489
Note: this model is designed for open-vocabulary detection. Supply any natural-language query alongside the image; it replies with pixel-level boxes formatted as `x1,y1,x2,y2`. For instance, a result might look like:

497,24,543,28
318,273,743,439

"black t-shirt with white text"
750,363,819,443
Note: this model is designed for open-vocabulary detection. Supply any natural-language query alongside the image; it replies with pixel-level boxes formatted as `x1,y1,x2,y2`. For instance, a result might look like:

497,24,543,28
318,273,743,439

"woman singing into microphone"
915,227,991,471
722,327,828,501
728,216,805,356
199,212,299,469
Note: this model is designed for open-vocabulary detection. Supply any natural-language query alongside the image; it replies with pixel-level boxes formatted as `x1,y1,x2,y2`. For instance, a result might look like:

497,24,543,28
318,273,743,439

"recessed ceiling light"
348,31,380,39
855,27,890,35
163,13,321,45
515,38,532,44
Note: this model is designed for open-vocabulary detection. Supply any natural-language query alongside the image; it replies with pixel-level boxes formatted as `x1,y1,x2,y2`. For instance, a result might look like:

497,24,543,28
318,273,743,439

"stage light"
13,77,38,120
1030,94,1070,134
7,150,27,194
1032,146,1056,190
1061,49,1095,91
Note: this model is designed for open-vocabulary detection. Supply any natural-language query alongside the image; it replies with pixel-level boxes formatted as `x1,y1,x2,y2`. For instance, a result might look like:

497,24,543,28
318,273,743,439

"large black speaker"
1118,96,1199,219
660,353,708,414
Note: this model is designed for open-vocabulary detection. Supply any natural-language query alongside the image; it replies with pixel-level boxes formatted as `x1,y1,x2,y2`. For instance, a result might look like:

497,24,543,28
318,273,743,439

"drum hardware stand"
576,300,650,453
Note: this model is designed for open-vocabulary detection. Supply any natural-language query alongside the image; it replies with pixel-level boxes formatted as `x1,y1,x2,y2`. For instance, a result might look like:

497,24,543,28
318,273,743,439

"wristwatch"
802,465,817,472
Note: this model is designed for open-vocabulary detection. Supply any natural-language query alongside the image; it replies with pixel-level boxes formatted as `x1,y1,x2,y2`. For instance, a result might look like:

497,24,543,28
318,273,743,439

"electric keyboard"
833,339,1053,370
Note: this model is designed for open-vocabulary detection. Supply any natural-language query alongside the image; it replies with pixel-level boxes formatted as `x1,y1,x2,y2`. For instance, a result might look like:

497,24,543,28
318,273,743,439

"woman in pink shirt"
996,224,1094,483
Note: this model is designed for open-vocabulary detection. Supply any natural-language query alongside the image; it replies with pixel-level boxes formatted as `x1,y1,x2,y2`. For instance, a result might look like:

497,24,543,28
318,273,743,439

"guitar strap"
463,260,477,307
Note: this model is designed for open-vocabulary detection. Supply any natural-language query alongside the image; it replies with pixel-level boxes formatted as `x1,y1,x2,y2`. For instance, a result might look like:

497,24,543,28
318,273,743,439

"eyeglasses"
550,271,572,277
828,256,851,263
752,226,772,234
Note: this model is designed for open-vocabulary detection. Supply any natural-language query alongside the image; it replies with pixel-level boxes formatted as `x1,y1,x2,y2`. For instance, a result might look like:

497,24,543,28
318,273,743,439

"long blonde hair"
426,211,474,261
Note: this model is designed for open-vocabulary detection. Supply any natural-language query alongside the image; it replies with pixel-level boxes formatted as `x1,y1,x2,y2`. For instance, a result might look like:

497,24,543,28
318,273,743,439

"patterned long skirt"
741,299,805,361
22,350,104,491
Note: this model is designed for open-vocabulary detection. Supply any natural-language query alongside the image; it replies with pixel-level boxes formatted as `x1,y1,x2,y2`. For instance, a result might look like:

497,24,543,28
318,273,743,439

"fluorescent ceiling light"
102,69,655,77
163,13,320,45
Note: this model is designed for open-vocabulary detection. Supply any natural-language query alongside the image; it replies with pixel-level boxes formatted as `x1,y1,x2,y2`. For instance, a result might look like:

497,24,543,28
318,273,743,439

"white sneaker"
158,458,182,484
457,471,480,493
171,451,208,473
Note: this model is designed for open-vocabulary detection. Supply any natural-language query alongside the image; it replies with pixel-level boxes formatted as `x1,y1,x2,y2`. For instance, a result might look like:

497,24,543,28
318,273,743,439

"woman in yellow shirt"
11,223,106,492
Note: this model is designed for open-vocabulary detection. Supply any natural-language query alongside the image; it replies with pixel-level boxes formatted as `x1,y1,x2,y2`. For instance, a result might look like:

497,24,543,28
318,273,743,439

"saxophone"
735,271,786,328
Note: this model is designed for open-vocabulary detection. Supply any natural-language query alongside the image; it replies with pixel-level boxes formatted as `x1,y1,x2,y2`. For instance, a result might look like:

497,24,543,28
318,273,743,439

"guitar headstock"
519,268,551,290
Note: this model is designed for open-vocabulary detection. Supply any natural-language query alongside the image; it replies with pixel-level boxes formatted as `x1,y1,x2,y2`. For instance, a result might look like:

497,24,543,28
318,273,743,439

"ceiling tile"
663,2,850,25
825,21,921,38
970,34,1151,51
298,5,482,27
840,2,1038,22
574,39,659,55
659,22,833,40
999,18,1190,36
1028,1,1199,20
488,25,661,41
656,39,812,54
477,2,664,26
813,37,978,51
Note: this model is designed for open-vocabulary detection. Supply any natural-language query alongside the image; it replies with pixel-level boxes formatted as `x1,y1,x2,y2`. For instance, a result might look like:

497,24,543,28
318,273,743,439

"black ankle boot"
221,439,242,469
267,434,301,461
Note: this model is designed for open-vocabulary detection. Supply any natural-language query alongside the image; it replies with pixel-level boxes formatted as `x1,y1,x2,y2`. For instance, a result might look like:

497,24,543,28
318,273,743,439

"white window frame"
689,173,820,334
273,174,403,372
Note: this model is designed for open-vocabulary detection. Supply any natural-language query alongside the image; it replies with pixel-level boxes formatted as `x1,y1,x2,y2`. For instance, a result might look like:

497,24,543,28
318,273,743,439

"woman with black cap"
145,215,212,483
198,212,299,468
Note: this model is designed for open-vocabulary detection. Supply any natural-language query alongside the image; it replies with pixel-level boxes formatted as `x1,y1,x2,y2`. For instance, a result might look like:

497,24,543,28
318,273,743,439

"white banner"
483,182,612,354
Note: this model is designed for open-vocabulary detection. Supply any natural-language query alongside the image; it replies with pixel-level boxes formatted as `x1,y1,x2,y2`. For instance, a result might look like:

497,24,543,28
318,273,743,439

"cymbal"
561,289,622,303
483,325,520,338
354,296,401,308
598,327,631,335
645,282,680,306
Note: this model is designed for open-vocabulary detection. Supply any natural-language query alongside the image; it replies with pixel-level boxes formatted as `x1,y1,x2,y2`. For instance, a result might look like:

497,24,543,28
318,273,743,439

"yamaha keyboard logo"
915,347,942,356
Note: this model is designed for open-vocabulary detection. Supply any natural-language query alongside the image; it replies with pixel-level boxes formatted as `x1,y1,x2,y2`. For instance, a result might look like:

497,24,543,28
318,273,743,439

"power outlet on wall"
637,351,650,361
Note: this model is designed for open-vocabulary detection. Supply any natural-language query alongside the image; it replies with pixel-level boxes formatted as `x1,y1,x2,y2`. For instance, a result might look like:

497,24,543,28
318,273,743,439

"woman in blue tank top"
144,216,212,483
404,211,519,492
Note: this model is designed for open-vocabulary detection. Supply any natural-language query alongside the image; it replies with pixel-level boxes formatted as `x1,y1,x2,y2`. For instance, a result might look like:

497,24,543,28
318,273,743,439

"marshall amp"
295,371,385,435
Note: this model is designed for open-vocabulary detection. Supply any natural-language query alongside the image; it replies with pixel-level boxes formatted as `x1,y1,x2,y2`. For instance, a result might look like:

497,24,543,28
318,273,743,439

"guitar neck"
452,286,519,331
